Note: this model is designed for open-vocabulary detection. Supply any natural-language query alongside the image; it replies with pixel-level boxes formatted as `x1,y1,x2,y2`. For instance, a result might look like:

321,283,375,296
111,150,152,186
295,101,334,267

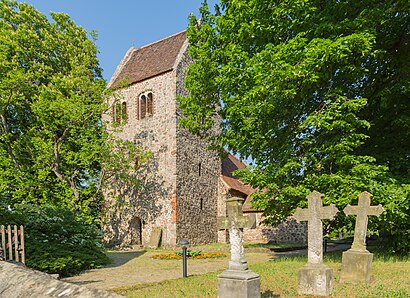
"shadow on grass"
270,246,409,263
105,250,146,268
261,290,280,297
369,247,410,262
271,250,344,263
68,279,104,286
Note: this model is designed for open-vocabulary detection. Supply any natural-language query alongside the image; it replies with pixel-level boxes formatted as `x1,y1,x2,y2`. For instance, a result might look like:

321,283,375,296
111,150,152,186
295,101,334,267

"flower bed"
152,250,226,260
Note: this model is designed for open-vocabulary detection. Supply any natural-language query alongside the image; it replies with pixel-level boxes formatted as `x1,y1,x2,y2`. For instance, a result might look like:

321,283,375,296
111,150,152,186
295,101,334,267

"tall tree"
180,0,409,252
0,0,140,221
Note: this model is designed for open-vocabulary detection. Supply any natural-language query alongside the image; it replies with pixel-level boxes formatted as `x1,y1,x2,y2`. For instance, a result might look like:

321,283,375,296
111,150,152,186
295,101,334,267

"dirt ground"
62,250,273,291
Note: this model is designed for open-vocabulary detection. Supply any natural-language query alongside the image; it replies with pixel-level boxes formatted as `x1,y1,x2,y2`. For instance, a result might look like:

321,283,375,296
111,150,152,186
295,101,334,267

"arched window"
137,92,154,120
147,92,153,115
112,101,127,124
140,95,146,119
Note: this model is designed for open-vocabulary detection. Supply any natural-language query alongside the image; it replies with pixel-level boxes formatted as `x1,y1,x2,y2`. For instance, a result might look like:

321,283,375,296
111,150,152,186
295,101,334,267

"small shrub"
0,204,109,277
176,250,202,257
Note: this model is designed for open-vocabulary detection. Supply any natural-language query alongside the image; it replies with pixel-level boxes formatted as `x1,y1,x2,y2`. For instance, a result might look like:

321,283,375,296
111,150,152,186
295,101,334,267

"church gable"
109,31,187,88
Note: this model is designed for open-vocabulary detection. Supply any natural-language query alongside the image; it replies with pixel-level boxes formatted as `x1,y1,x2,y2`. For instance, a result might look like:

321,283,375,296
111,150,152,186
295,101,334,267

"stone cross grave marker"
217,197,256,271
293,190,338,296
340,191,384,283
293,191,338,265
343,191,384,251
217,197,260,298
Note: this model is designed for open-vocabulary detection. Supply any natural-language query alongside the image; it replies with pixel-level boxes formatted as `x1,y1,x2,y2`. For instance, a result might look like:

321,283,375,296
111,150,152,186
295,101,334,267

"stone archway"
129,217,142,245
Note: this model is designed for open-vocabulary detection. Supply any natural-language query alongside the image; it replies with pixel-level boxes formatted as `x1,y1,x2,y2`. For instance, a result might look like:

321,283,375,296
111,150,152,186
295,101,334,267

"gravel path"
62,243,350,291
62,250,273,291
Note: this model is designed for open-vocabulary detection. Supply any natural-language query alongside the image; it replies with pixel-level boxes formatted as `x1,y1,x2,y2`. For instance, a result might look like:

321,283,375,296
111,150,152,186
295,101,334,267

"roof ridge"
138,30,186,50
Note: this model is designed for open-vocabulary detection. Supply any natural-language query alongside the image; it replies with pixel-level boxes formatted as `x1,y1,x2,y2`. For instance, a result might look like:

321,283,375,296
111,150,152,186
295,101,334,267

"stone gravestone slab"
293,191,338,297
217,197,260,298
340,191,384,283
147,228,162,249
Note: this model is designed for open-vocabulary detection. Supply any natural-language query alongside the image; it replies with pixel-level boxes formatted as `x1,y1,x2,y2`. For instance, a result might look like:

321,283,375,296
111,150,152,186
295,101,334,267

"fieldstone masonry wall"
175,44,220,245
218,180,307,244
217,179,229,243
103,71,178,247
244,215,307,244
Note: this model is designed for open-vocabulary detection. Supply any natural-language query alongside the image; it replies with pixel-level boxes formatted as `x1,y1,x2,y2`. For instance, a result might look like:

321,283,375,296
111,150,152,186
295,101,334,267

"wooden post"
14,225,19,262
20,225,25,264
1,225,5,260
7,225,12,260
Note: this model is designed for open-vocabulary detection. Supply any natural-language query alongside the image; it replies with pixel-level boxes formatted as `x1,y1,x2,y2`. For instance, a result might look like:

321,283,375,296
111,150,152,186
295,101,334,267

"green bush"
176,250,202,257
0,204,109,277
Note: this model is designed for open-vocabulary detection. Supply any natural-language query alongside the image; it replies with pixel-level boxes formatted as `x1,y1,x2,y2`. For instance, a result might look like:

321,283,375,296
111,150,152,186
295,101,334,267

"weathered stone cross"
218,197,256,271
293,191,338,265
344,191,384,251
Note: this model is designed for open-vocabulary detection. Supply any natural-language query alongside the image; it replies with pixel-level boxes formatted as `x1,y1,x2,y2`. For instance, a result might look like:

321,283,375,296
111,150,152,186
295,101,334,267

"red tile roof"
221,154,253,197
221,154,261,213
110,31,187,88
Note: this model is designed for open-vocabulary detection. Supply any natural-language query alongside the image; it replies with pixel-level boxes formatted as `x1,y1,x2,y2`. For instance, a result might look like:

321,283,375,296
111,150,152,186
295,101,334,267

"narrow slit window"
121,102,127,123
134,154,141,169
115,102,121,123
112,104,116,123
198,162,202,176
200,198,203,210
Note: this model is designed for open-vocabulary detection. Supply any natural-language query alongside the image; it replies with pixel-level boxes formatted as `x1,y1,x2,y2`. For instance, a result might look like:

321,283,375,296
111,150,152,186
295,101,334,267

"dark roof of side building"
109,30,187,88
221,154,253,196
221,154,259,214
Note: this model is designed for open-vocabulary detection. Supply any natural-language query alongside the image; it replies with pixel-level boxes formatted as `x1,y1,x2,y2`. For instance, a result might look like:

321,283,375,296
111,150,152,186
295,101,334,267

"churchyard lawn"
114,250,409,298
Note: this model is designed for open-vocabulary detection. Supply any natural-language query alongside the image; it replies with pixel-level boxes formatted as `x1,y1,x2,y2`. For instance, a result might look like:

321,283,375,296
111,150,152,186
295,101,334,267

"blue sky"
20,0,219,81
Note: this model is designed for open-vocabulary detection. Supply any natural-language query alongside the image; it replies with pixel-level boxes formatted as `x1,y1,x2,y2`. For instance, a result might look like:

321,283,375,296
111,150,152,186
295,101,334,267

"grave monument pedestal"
298,263,332,297
218,269,260,298
340,191,384,284
293,191,339,297
217,197,260,298
340,249,373,283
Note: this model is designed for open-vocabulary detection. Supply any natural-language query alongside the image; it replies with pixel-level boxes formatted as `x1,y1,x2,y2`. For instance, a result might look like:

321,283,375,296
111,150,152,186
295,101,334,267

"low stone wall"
244,214,307,244
0,261,123,298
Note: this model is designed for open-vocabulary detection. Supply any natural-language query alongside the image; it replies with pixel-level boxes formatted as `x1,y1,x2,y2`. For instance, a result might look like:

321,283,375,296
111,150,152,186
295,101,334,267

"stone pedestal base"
340,249,373,283
298,264,332,296
217,269,260,298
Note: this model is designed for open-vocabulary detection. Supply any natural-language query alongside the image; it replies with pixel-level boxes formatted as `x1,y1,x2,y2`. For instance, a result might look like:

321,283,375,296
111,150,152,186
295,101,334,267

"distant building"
102,31,306,248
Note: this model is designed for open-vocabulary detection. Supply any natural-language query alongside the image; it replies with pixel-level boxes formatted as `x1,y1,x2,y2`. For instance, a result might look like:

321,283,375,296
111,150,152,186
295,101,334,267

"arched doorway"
129,217,142,245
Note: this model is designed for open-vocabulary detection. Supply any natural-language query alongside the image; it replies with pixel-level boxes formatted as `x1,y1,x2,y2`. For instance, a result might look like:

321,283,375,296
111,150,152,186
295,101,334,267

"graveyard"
1,1,409,297
61,242,408,298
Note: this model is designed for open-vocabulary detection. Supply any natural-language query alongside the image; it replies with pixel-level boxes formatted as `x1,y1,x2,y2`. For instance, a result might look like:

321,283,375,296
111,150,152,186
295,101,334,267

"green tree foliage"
0,204,109,276
0,0,143,222
180,0,409,253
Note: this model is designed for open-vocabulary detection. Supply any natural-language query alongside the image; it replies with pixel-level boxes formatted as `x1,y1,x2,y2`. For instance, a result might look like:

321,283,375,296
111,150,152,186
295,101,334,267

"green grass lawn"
114,251,409,298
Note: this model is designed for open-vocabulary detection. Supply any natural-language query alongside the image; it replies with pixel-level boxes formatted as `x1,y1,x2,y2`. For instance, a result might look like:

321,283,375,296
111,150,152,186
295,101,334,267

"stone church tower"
102,31,221,247
102,31,307,248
